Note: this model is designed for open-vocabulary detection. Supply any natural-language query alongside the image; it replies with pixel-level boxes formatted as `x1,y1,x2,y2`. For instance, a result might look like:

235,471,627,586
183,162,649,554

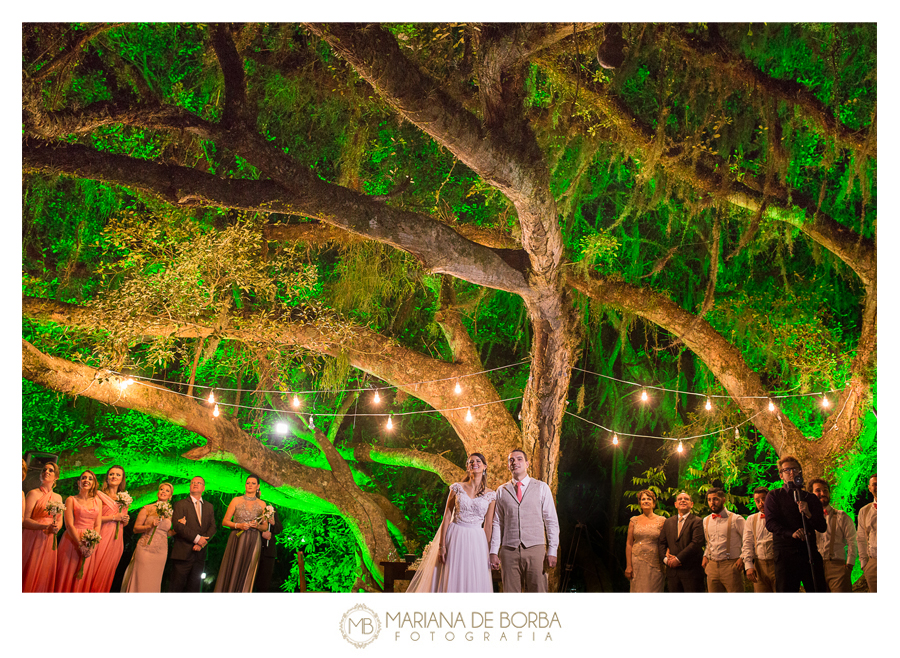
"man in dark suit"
168,476,217,592
658,491,705,592
253,505,283,592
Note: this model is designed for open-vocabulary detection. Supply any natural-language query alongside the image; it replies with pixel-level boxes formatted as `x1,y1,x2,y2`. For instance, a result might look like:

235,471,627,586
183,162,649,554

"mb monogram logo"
340,603,382,648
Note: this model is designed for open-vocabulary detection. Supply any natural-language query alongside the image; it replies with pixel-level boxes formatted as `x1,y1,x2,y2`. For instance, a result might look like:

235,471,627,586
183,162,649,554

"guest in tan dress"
624,489,666,592
121,482,175,592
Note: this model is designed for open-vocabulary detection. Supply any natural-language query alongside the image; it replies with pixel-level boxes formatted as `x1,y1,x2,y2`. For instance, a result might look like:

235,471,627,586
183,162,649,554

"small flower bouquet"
114,491,133,539
148,500,173,545
257,505,276,546
45,500,66,550
77,528,102,579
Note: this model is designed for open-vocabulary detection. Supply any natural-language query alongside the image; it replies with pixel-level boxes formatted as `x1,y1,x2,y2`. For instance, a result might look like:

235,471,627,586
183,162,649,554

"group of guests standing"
624,455,878,593
22,460,282,593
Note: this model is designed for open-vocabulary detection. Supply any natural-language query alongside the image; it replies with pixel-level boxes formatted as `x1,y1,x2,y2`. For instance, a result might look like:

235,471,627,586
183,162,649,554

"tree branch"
209,23,250,128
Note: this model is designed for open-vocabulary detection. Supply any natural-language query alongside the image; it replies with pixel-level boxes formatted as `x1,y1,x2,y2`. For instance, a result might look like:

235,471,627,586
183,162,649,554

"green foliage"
278,511,360,592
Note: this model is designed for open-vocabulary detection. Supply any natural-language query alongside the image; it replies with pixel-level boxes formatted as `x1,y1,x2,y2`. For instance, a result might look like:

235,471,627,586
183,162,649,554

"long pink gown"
55,496,101,592
90,490,128,593
22,488,61,592
121,506,172,592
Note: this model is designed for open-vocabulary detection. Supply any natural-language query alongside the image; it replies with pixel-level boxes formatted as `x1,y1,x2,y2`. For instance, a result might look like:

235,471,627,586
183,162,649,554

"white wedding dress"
407,483,496,592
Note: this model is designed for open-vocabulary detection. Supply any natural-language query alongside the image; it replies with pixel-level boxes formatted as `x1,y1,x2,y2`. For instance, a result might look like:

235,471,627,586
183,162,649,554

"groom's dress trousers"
490,476,559,593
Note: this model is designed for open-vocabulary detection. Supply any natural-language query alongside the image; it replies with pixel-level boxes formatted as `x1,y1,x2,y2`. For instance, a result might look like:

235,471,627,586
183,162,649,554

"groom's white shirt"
489,476,559,557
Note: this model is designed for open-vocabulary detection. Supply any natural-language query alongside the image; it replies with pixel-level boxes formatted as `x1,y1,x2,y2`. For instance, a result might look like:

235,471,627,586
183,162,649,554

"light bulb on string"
308,416,315,430
640,389,648,402
454,379,462,395
373,390,381,404
822,395,830,409
386,415,393,430
292,395,300,408
465,407,473,422
705,397,712,411
676,440,683,453
768,399,776,412
213,403,220,418
276,422,288,434
612,433,619,446
208,390,216,404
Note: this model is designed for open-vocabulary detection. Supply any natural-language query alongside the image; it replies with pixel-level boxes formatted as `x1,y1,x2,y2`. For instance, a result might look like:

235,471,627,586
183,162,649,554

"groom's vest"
497,480,547,549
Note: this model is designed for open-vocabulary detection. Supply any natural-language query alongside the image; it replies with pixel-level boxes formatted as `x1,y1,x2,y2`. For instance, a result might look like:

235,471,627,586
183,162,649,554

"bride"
407,453,496,592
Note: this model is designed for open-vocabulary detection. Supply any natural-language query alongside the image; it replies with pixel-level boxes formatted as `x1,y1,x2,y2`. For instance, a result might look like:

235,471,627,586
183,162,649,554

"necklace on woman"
242,494,257,501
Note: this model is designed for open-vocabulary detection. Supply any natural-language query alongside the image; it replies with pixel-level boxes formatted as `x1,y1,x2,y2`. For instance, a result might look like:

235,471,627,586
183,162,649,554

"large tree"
22,22,875,589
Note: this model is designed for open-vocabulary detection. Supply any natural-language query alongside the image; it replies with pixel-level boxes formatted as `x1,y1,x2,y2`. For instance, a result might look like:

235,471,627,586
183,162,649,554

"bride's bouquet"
147,500,173,545
44,500,66,550
237,505,275,537
77,529,102,579
114,491,133,539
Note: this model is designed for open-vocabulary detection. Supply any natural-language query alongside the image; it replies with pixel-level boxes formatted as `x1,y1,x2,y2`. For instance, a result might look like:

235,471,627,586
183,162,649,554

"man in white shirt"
857,473,877,592
741,486,775,592
702,487,745,592
808,477,857,592
489,449,560,592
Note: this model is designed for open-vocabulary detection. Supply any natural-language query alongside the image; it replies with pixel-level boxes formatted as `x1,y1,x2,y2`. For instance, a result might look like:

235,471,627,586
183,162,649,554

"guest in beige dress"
121,482,175,592
624,489,666,592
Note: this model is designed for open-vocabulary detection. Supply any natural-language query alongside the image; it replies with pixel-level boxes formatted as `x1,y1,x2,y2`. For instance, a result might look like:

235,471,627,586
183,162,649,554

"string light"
275,422,288,434
373,390,381,404
308,416,315,430
640,389,648,402
677,441,683,453
768,399,776,412
822,396,830,408
386,415,393,430
207,390,216,404
705,397,712,411
292,395,300,408
465,407,473,422
454,379,462,395
612,433,619,446
213,403,220,417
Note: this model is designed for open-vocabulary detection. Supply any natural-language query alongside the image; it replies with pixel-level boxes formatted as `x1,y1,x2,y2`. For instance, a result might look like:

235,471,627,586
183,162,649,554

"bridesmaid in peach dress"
22,462,64,592
55,470,103,592
121,482,175,592
624,489,666,593
91,465,130,592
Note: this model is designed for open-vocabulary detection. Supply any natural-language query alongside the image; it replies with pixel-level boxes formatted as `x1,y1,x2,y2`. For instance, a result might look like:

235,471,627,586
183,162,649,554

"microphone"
792,472,804,502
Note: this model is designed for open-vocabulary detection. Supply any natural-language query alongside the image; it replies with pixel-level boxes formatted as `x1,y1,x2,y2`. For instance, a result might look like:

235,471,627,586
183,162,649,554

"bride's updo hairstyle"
462,453,488,498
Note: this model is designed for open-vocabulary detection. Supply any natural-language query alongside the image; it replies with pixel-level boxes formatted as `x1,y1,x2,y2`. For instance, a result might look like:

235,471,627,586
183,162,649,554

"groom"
489,449,560,592
168,475,217,592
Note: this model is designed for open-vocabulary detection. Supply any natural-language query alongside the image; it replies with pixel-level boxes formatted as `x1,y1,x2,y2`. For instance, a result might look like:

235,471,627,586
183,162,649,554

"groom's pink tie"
515,481,523,502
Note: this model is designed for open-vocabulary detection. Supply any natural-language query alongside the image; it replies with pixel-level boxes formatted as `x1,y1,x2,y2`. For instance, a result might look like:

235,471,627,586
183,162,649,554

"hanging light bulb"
768,399,776,412
454,379,462,395
308,416,315,430
641,389,648,402
465,407,473,422
292,395,300,408
822,396,830,409
612,433,619,446
276,422,288,434
124,377,135,388
386,415,393,430
208,390,216,404
373,390,381,404
213,403,220,417
705,397,712,411
676,441,683,453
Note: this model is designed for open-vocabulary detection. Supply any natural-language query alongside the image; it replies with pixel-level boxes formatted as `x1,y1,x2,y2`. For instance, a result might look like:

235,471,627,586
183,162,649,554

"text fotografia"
387,611,561,642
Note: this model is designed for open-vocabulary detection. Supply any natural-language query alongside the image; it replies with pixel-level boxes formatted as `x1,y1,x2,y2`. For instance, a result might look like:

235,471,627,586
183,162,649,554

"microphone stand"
792,479,820,593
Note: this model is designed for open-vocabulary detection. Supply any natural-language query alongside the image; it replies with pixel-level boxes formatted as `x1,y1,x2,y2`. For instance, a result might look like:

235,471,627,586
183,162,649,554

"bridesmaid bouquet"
45,500,66,550
147,500,173,545
114,491,133,539
77,529,102,579
237,505,275,537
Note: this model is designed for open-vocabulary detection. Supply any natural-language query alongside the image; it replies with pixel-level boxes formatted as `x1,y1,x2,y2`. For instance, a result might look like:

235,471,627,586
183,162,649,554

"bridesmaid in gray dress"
624,489,666,592
215,475,267,592
121,482,175,592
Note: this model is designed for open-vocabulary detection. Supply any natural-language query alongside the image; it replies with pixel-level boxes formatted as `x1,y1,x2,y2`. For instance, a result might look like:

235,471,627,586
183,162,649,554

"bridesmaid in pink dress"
91,465,130,592
55,470,103,592
121,482,175,592
22,462,64,592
